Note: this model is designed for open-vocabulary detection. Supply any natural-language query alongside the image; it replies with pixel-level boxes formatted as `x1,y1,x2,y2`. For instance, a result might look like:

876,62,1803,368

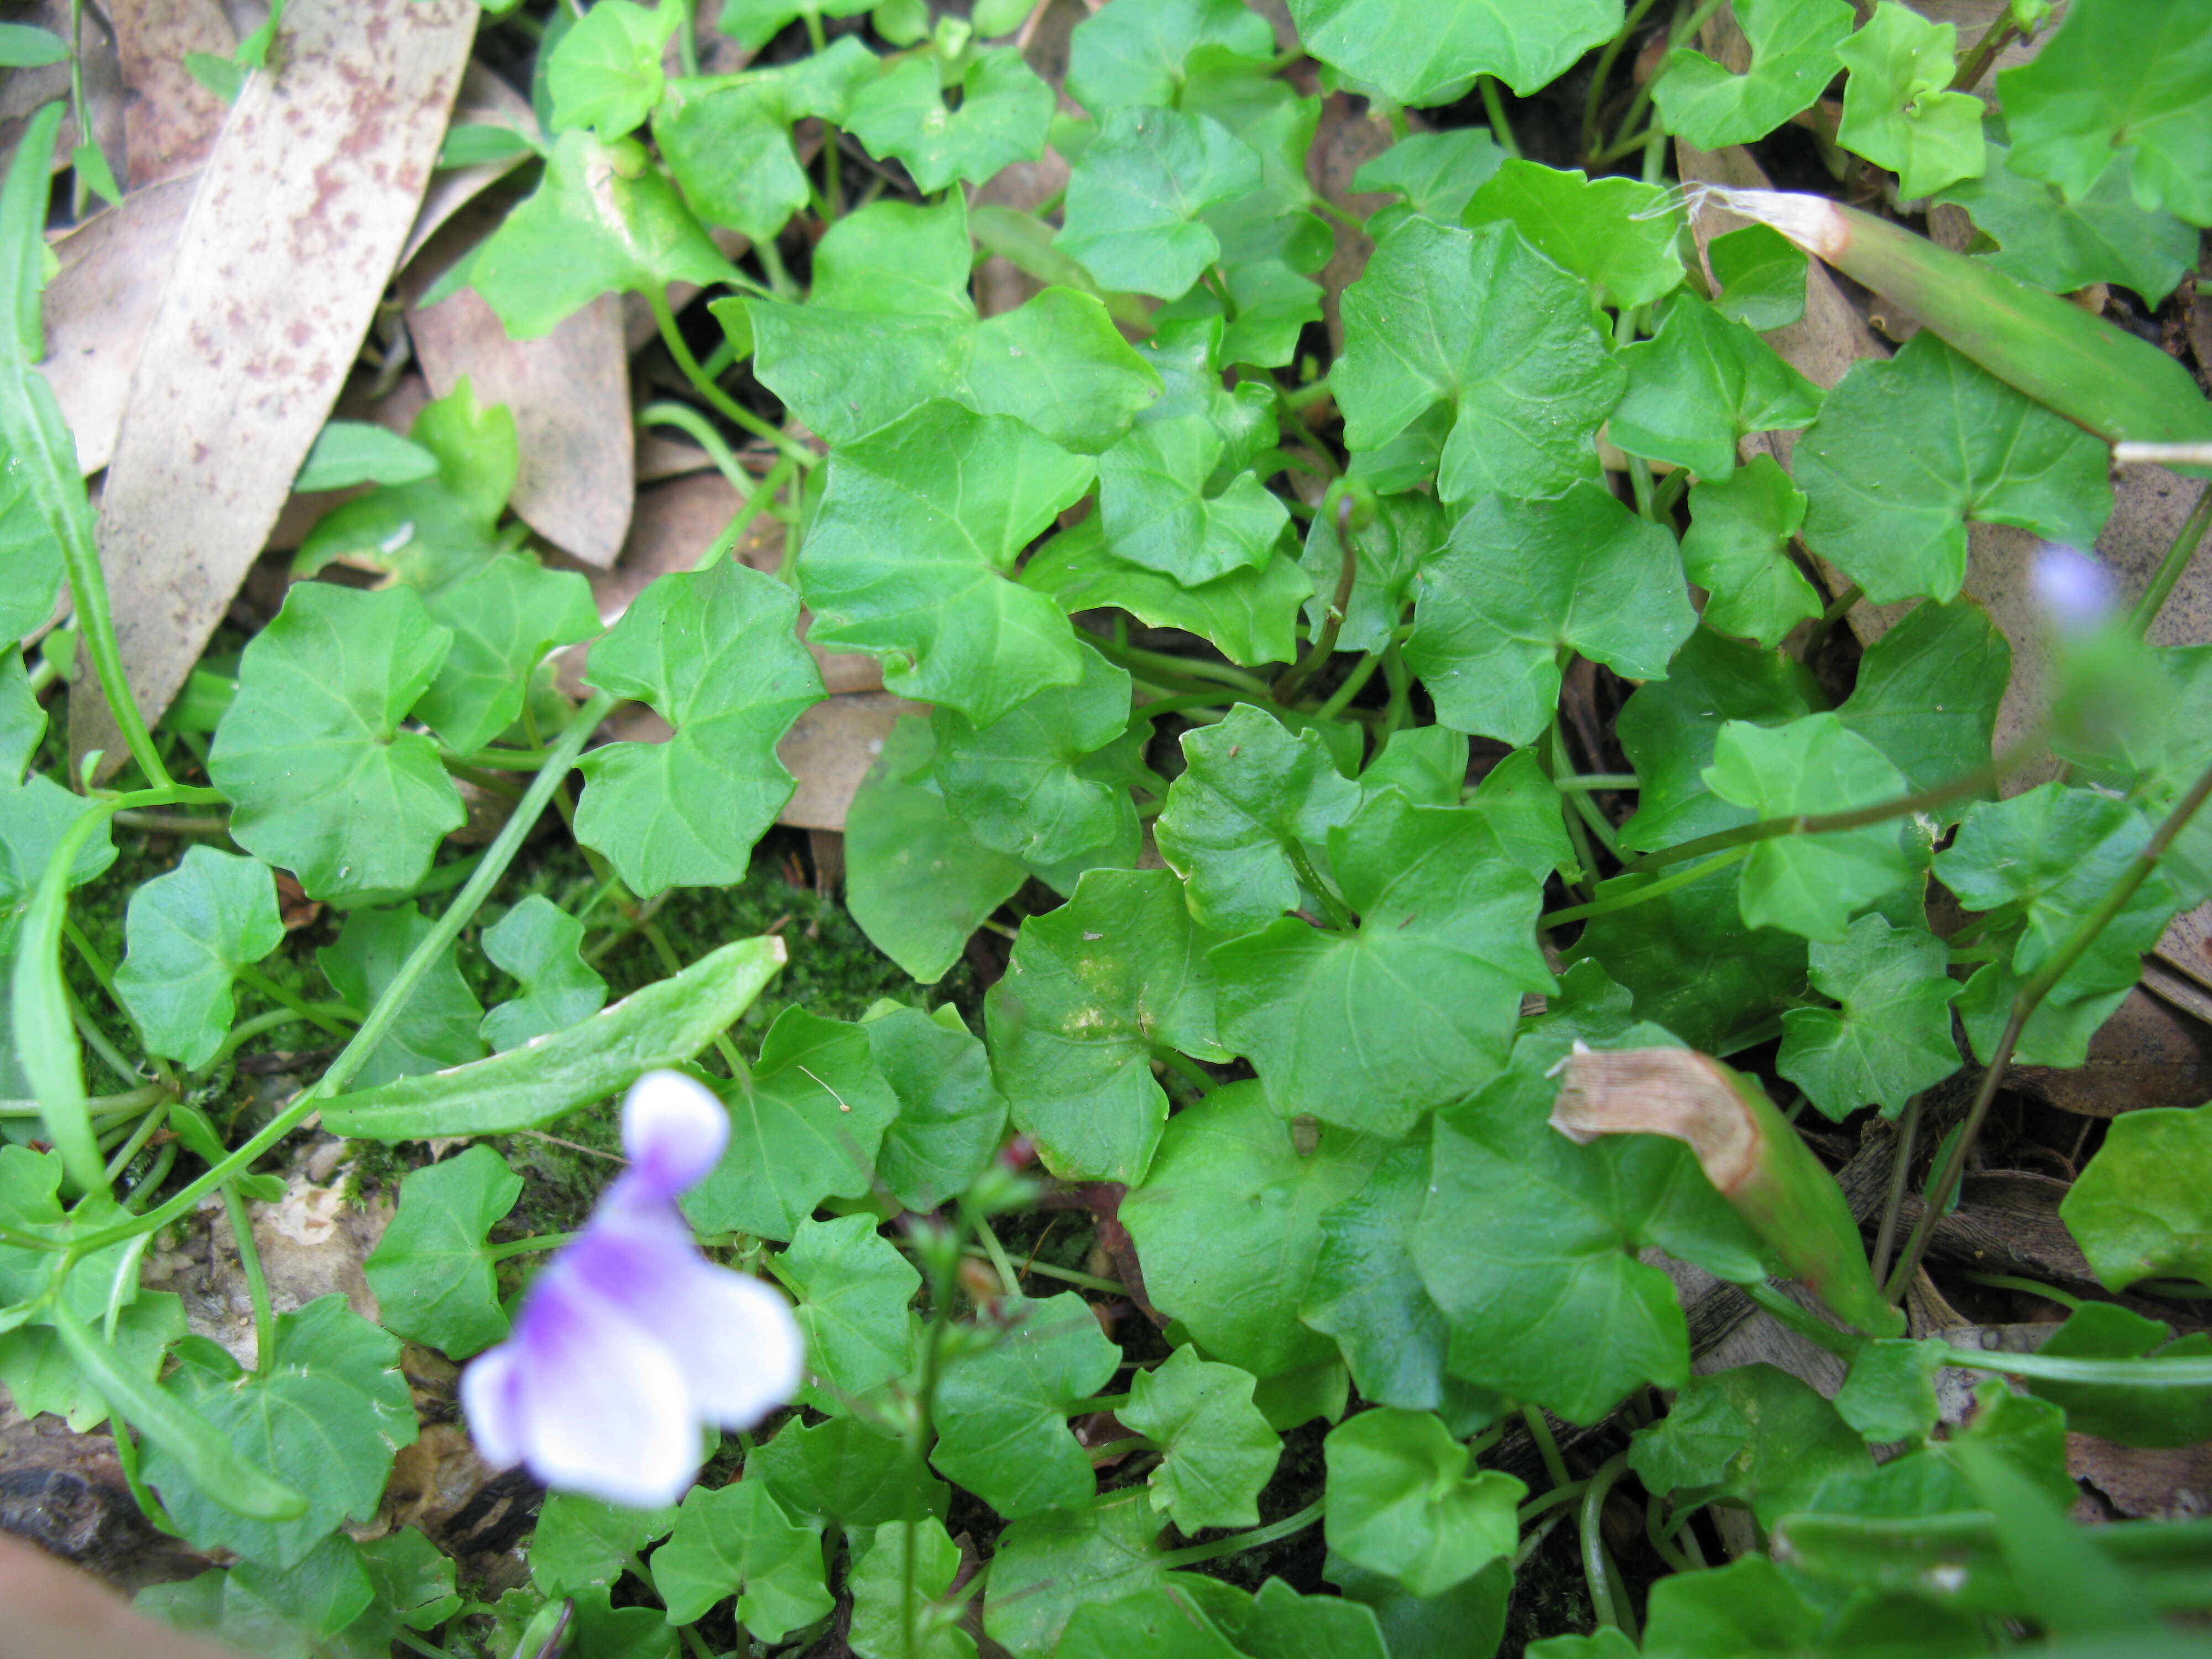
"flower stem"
2127,480,2212,637
1579,1453,1632,1630
1479,76,1519,158
222,1183,275,1372
1541,843,1752,930
1157,1498,1324,1567
1520,1402,1571,1491
646,285,814,468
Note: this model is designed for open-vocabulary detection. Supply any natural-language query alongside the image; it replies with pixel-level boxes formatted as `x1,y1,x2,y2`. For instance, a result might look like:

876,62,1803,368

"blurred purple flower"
2032,544,2116,636
461,1070,801,1508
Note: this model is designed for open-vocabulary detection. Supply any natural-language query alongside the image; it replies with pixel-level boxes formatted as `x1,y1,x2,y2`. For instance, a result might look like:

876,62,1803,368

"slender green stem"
641,400,763,502
962,1247,1123,1295
1157,1498,1324,1567
1867,1093,1921,1288
1517,1480,1589,1526
675,0,699,76
1958,1270,2081,1309
1151,1045,1217,1097
1948,12,2018,91
1579,1453,1632,1629
802,11,842,223
1541,843,1752,930
1286,843,1355,929
1746,1280,1860,1357
1284,373,1335,409
646,286,814,467
483,1232,582,1262
101,1102,170,1183
2127,481,2212,637
1520,1403,1572,1491
1645,1493,1701,1573
1557,774,1639,791
1552,717,1622,859
1312,651,1384,722
902,1224,958,1659
0,1082,170,1120
972,1213,1022,1298
1582,0,1666,159
109,810,228,836
1479,76,1519,158
1275,498,1357,703
1802,581,1862,662
1651,466,1689,520
1087,635,1272,697
65,981,140,1093
1886,752,2212,1301
204,1005,348,1068
222,1183,275,1372
1938,1347,2212,1387
235,963,356,1038
69,691,619,1254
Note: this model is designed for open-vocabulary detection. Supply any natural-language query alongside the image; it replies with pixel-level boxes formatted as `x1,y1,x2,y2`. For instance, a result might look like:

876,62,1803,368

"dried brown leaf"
113,0,236,189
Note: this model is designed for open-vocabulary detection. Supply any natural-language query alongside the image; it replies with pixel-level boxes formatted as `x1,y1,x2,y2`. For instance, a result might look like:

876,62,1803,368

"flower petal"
622,1069,730,1199
624,1257,805,1429
458,1341,526,1470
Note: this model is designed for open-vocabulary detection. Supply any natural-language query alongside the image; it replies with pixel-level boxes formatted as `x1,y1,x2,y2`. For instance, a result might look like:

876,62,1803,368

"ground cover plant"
3,0,2212,1654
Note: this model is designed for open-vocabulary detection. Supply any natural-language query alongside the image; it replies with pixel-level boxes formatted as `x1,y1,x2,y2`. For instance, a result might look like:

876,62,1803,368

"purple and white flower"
460,1069,801,1509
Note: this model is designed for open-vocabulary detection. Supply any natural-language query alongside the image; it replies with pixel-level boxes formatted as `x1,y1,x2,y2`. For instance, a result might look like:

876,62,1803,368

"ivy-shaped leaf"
867,1003,1009,1215
1997,0,2212,226
801,400,1097,726
545,0,677,140
931,1292,1122,1518
1463,160,1685,311
1352,130,1507,226
145,1297,416,1569
361,1145,523,1360
1778,914,1962,1119
1609,295,1822,481
114,847,284,1070
1095,408,1290,585
781,1214,920,1417
1155,703,1363,935
684,1008,901,1242
574,558,823,895
0,448,64,645
846,49,1053,194
653,1480,831,1639
1337,217,1623,504
1284,0,1621,103
984,1494,1176,1658
1298,489,1443,656
1708,223,1809,331
1121,1347,1280,1531
1022,515,1312,668
1793,331,2111,604
1404,484,1695,746
1652,0,1855,149
1834,598,2010,807
317,906,487,1088
208,582,463,901
1681,457,1818,649
1212,791,1555,1136
1703,713,1919,941
1065,0,1275,113
479,894,607,1050
1058,105,1263,300
1934,138,2197,306
755,1414,944,1532
1323,1409,1524,1597
1121,1083,1385,1378
847,1518,973,1659
715,0,873,51
985,868,1231,1186
1835,3,1985,201
2025,1301,2212,1448
416,554,601,755
1630,1363,1866,1531
964,289,1164,456
655,40,877,243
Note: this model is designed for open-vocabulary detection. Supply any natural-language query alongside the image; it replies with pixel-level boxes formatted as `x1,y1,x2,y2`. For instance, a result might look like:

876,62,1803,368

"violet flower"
461,1069,801,1509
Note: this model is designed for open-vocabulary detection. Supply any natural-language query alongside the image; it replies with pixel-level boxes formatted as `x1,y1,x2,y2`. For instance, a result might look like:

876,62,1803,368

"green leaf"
2025,1301,2212,1447
322,936,786,1138
781,1213,919,1416
1835,3,1986,200
1653,0,1855,148
867,1003,1008,1213
1155,702,1363,935
811,195,974,317
0,1291,183,1433
755,1413,947,1531
1404,484,1695,746
207,582,463,901
0,24,67,66
414,554,599,755
1935,138,2197,306
1708,223,1809,331
716,0,874,52
800,400,1096,725
317,906,486,1089
0,451,65,649
1835,598,2010,807
653,1477,832,1637
467,130,739,338
847,49,1053,193
844,718,1028,984
293,422,438,493
983,1493,1177,1657
2061,1103,2212,1291
1338,217,1621,503
848,1517,974,1659
1464,160,1684,311
1794,330,2112,604
1065,0,1274,112
1353,130,1508,225
1298,488,1442,658
532,1493,679,1595
1285,0,1621,102
1629,1362,1866,1529
1323,1410,1524,1600
1121,1082,1385,1376
1058,105,1264,300
1997,0,2212,226
479,894,607,1049
2063,644,2212,906
1619,631,1812,853
1022,513,1311,669
354,1527,461,1639
1933,781,2178,1003
146,1297,416,1569
141,1535,374,1657
654,45,879,243
746,301,970,448
1121,1346,1281,1531
684,1007,900,1241
966,289,1164,455
1097,412,1289,586
1634,1556,1823,1659
1057,1586,1241,1659
295,379,519,591
575,558,822,895
1702,712,1919,940
1833,1336,1947,1442
1610,295,1823,481
1212,792,1554,1135
1363,725,1470,809
931,1291,1121,1517
361,1145,523,1359
1411,1039,1769,1423
931,645,1136,866
546,0,677,139
985,868,1229,1186
0,768,116,959
1305,1141,1504,1428
113,847,284,1069
1681,457,1818,648
1778,914,1962,1119
1232,1577,1391,1659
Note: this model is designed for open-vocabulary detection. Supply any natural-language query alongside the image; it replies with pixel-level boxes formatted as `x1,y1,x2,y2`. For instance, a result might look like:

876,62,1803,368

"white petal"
458,1343,526,1470
509,1282,705,1508
622,1070,730,1198
625,1260,804,1429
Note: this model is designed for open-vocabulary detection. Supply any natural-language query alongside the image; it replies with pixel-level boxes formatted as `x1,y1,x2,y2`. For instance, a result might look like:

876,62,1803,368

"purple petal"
2033,544,2114,636
622,1069,729,1199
